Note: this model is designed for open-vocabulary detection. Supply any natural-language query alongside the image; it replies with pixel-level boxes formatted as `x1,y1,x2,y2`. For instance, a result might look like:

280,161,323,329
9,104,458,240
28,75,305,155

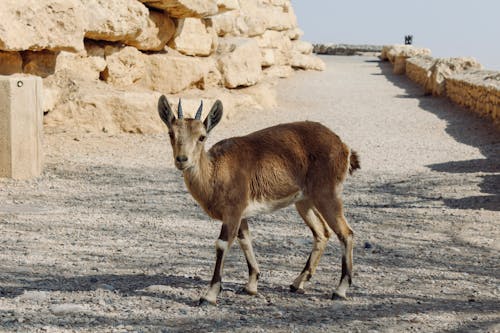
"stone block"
0,75,43,179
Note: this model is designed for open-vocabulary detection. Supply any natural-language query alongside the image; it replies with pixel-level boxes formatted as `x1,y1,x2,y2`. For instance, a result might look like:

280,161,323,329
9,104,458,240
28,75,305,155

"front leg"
200,216,241,305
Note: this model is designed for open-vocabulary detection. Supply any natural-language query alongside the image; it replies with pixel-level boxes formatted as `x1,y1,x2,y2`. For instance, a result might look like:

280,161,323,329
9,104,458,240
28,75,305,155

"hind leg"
290,199,332,293
314,194,354,300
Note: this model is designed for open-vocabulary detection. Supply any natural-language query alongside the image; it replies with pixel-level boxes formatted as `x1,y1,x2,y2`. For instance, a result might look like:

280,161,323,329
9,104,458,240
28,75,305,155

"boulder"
103,46,205,93
211,11,248,37
0,52,22,75
82,0,150,44
383,45,431,74
286,28,303,41
405,55,435,87
424,57,482,96
22,50,106,81
255,30,292,66
261,49,276,67
126,10,176,51
138,0,218,18
217,38,262,88
238,0,296,35
169,18,217,56
0,0,85,52
292,40,313,55
290,52,325,71
43,76,164,134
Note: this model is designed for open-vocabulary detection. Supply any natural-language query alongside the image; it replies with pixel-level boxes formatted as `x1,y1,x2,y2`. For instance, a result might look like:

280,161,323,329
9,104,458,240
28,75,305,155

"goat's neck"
182,149,214,204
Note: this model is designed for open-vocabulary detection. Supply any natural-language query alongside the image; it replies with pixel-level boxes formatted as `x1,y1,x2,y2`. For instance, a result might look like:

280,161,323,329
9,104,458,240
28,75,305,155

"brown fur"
158,96,359,304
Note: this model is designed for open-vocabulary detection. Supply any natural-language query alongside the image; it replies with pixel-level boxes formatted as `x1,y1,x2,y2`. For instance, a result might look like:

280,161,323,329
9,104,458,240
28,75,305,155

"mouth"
175,162,190,171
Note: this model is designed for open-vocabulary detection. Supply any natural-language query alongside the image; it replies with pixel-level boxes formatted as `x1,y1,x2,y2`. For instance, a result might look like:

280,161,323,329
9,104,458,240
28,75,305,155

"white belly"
242,191,304,218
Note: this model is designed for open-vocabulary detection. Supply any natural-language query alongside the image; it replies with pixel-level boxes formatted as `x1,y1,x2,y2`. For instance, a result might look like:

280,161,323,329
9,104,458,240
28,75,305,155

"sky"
292,0,500,70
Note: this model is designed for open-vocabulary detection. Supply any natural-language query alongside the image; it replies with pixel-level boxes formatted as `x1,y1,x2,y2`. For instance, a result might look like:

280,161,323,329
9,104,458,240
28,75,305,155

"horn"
177,99,183,119
195,100,203,120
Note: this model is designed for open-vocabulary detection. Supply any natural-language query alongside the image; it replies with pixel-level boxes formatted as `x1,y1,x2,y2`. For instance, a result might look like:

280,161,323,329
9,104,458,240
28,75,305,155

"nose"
176,155,188,163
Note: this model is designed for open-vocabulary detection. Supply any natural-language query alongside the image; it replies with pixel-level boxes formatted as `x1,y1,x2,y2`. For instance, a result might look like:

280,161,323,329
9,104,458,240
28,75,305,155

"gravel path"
1,56,499,332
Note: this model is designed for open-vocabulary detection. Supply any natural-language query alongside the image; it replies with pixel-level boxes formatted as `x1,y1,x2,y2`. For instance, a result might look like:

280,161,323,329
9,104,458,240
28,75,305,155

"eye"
198,135,206,142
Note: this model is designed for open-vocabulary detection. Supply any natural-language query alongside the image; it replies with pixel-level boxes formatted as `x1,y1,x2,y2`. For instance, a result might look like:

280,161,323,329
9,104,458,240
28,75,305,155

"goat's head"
158,95,223,171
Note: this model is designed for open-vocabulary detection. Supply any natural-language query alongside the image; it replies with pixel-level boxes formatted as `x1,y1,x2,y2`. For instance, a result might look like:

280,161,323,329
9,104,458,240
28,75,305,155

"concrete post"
0,75,43,179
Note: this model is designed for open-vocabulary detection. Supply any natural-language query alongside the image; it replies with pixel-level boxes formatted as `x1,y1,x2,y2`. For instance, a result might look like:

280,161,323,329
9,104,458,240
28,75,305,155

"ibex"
158,96,360,305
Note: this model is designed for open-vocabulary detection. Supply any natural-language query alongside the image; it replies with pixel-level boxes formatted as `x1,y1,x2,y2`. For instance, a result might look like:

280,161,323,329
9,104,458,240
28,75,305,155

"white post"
0,75,43,179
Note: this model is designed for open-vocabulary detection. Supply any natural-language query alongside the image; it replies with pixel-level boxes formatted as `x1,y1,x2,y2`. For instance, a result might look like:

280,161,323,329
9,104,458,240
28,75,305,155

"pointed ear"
158,95,175,129
203,100,223,134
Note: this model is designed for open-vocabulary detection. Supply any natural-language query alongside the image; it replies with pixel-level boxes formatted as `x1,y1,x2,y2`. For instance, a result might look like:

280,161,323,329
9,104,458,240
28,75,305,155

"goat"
158,96,360,305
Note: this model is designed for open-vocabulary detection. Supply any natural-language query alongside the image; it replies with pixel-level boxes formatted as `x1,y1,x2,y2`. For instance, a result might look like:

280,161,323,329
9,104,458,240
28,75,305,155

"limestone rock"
22,51,59,78
0,51,22,75
446,70,500,123
22,50,106,81
263,65,293,78
290,52,325,71
211,11,248,37
406,55,435,87
103,46,205,93
286,28,303,40
217,37,262,88
138,0,218,18
82,0,150,44
0,0,85,52
127,10,176,51
255,30,292,66
292,40,313,55
382,45,431,74
425,57,482,96
216,0,239,12
261,49,276,67
239,0,296,36
169,18,217,56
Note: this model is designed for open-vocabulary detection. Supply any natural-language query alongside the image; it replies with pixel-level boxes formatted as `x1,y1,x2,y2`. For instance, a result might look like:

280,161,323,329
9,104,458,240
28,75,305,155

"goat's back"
208,121,351,200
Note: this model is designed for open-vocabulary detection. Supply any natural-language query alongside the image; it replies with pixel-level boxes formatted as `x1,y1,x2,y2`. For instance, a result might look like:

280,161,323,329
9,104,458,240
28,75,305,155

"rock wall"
0,0,323,134
382,45,499,126
313,44,382,56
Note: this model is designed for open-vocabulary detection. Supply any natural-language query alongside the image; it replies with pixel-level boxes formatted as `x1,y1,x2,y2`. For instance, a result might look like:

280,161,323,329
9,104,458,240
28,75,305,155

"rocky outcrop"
0,0,323,134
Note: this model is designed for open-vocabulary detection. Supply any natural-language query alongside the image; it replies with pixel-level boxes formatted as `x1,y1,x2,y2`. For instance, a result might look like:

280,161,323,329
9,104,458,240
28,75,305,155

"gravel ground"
1,56,499,332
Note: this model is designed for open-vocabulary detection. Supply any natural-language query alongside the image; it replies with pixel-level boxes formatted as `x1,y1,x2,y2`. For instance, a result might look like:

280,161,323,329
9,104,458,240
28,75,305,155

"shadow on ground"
377,60,500,211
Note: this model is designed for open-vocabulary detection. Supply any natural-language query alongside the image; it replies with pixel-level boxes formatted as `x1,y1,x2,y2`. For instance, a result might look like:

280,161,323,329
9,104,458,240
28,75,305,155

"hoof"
289,285,305,294
331,292,348,301
198,297,216,306
236,286,257,296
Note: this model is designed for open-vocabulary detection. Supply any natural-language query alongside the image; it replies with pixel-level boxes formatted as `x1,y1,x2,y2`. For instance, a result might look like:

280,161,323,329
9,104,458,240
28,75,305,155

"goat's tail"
349,149,360,175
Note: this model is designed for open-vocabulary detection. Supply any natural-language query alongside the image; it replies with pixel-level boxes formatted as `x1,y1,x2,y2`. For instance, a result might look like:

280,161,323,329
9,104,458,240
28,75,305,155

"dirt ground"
1,56,499,332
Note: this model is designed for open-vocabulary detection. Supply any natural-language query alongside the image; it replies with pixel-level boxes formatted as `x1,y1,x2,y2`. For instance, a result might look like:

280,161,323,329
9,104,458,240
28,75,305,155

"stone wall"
0,0,323,134
382,45,499,126
313,44,382,56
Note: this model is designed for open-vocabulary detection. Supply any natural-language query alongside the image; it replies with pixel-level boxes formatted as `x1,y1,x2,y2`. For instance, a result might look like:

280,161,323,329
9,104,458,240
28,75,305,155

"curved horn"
195,100,203,120
177,99,183,119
